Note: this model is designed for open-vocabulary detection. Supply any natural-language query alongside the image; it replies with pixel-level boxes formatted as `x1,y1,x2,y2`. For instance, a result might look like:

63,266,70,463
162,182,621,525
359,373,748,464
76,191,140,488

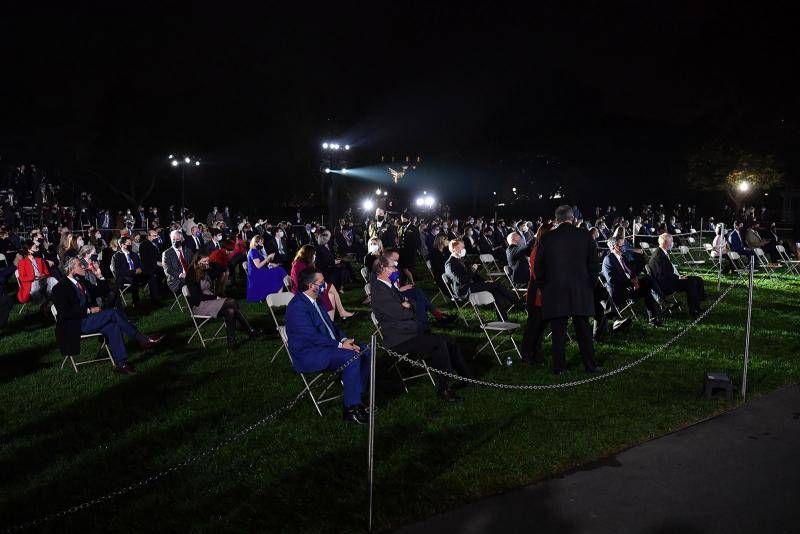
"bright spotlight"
168,154,174,159
345,144,350,150
324,168,331,173
415,198,424,206
171,160,179,167
493,191,497,195
362,199,374,210
332,143,339,150
322,142,329,149
341,168,348,174
738,180,750,192
195,160,200,166
375,189,382,195
512,187,517,192
425,196,434,206
184,157,191,164
423,190,427,195
383,191,388,196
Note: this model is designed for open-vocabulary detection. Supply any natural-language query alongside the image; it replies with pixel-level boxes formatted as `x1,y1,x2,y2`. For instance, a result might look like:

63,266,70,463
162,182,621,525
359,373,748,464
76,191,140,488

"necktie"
277,239,284,254
314,300,336,340
127,254,134,270
178,249,189,272
76,280,85,298
618,254,631,276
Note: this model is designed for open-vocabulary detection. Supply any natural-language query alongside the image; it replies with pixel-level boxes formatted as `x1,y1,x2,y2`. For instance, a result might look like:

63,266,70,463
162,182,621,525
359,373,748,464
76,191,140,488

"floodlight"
425,196,434,206
325,168,331,173
168,154,174,159
322,142,329,149
738,180,750,192
345,144,350,150
415,198,424,206
383,191,388,196
341,168,348,174
171,160,179,167
195,161,200,166
363,199,374,210
184,157,191,164
376,189,382,195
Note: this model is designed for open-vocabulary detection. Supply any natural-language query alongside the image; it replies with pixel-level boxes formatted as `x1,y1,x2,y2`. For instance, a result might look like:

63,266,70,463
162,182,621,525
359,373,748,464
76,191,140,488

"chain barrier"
381,281,740,390
3,352,363,533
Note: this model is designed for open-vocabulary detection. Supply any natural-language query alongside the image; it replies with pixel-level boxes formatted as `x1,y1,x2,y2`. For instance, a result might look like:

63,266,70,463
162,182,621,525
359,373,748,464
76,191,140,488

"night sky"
2,4,798,216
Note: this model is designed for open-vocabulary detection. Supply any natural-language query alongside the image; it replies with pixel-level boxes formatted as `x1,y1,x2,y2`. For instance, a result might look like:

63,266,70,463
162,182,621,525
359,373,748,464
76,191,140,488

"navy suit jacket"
285,292,346,373
601,253,634,307
728,230,748,254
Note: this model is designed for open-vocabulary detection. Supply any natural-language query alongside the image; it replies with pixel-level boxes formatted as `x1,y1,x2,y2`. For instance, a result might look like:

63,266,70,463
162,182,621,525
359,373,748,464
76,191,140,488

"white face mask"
392,260,399,267
458,248,467,258
368,244,380,253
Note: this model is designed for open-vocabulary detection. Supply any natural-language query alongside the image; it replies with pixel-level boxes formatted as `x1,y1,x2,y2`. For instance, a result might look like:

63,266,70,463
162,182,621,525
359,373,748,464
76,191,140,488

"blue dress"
246,248,288,303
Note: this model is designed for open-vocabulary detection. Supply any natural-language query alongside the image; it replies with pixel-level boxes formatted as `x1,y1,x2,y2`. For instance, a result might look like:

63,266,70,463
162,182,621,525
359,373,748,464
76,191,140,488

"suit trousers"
550,316,597,373
674,276,705,314
402,287,433,327
469,281,519,321
327,346,371,407
630,278,659,317
392,333,469,391
81,309,146,366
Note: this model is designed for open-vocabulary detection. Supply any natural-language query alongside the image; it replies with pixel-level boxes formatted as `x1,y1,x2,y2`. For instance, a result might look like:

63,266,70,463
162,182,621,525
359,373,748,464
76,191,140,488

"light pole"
168,154,201,216
320,141,350,223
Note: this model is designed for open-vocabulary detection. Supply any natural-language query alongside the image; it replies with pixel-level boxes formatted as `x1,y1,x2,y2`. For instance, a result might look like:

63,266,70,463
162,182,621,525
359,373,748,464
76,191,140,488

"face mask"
77,239,84,247
317,281,327,294
376,215,385,223
432,228,440,234
368,244,380,253
173,240,183,248
90,253,98,262
95,234,101,240
392,260,399,267
388,271,400,284
305,225,312,232
458,249,467,258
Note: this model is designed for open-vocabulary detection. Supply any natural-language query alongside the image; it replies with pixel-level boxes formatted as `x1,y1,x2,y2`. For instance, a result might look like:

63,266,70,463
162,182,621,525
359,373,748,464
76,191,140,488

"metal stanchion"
717,223,724,291
367,334,377,532
741,254,755,400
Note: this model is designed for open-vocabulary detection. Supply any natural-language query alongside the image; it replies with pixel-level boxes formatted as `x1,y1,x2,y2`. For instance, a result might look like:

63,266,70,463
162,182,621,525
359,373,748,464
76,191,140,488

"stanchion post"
717,222,724,291
741,254,754,400
367,334,377,532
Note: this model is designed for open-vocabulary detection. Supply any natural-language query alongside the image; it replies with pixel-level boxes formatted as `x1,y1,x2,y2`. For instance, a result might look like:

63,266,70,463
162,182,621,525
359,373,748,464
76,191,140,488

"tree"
687,143,785,211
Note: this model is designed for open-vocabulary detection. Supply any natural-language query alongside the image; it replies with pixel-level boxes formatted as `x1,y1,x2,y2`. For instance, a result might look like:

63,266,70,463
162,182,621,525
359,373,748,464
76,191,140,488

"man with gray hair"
649,233,706,317
533,205,602,374
162,229,193,293
51,257,164,375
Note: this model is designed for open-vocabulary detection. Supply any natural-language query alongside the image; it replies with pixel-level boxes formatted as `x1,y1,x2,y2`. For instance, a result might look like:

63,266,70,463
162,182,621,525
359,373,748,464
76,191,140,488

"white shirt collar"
377,278,393,289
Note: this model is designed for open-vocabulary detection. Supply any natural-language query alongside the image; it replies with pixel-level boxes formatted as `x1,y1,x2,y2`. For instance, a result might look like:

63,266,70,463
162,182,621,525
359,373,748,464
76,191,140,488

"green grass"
1,264,799,533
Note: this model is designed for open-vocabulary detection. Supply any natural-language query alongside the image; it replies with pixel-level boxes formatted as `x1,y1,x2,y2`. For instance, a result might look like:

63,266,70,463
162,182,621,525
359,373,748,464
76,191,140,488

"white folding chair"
280,326,342,417
371,312,436,393
677,245,706,271
425,260,446,304
503,265,527,296
360,266,370,284
754,248,780,279
364,283,371,298
478,253,505,282
441,273,472,326
703,243,722,269
598,275,638,322
169,287,184,312
109,258,132,307
776,245,800,275
0,253,6,267
266,291,294,362
469,291,522,365
282,274,292,292
181,285,226,347
13,270,28,315
50,305,114,372
726,251,750,280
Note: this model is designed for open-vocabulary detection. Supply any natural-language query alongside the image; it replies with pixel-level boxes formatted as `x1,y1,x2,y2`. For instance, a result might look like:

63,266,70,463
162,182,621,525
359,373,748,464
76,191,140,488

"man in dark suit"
52,257,164,375
265,226,291,269
445,239,520,321
162,229,193,294
506,232,534,288
727,220,754,258
186,225,203,254
138,230,164,305
366,208,396,248
111,236,149,307
396,212,420,283
602,237,662,326
370,254,469,402
285,268,371,424
533,205,601,374
648,233,706,317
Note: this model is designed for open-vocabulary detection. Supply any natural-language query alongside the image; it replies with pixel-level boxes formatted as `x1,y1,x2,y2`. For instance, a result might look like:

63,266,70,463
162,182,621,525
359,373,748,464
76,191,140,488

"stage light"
493,191,497,195
341,168,348,174
325,168,331,173
415,198,424,206
375,189,382,195
168,154,174,159
322,142,329,149
171,160,179,167
512,187,517,192
423,190,427,195
363,199,374,210
383,191,388,196
738,180,750,192
425,196,434,206
332,143,340,150
184,157,191,164
345,144,350,150
195,161,200,166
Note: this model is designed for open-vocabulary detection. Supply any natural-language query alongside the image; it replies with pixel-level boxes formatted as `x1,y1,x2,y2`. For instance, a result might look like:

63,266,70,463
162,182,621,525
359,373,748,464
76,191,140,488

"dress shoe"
612,317,633,331
359,402,377,414
140,334,165,349
114,363,137,376
437,389,464,403
343,405,368,424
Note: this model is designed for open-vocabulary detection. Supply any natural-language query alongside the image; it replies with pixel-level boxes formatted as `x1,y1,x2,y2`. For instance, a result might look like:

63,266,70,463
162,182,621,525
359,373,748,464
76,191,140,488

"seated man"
285,268,372,424
728,220,754,258
111,236,150,307
445,239,520,321
162,229,194,294
505,231,534,288
648,233,706,318
17,241,59,305
602,237,662,326
52,257,164,375
370,255,469,403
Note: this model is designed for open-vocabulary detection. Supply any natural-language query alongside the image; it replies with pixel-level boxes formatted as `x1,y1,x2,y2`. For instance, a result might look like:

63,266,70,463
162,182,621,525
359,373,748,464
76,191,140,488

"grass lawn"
1,262,799,533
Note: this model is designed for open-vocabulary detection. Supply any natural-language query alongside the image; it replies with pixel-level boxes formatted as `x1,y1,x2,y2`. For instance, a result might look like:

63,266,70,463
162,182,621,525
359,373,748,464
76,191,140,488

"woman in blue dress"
246,235,288,302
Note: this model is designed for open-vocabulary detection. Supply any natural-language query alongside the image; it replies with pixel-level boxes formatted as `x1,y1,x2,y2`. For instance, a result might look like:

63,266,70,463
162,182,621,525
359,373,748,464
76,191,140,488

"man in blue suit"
285,268,371,424
728,220,754,257
51,257,165,376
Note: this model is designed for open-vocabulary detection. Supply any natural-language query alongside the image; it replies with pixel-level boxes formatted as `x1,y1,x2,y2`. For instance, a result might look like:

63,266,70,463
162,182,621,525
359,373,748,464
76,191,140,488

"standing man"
533,205,602,374
138,230,164,305
396,211,419,284
367,208,396,248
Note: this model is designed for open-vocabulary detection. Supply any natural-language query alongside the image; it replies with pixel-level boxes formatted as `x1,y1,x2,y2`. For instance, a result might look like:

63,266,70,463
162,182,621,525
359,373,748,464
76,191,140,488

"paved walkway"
397,384,800,534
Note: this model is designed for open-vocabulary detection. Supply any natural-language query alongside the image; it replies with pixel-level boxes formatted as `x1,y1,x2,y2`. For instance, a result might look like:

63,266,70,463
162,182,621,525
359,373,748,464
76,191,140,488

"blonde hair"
448,239,463,253
658,233,672,247
249,235,263,249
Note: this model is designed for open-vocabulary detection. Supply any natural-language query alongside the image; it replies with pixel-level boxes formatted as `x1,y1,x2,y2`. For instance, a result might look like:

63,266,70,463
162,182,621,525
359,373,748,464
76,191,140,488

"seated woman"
428,234,450,297
315,230,352,290
290,244,354,320
246,235,288,303
77,244,112,306
187,253,262,349
363,237,383,271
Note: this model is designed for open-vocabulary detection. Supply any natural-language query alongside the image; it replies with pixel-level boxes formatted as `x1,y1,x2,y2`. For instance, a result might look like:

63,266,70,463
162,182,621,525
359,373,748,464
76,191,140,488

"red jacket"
17,256,51,303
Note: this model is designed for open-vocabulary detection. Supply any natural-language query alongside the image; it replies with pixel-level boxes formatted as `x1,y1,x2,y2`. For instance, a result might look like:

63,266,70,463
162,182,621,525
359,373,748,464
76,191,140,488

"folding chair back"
478,253,504,281
441,272,471,326
50,304,114,372
468,291,522,365
678,245,705,270
754,247,779,278
280,325,342,416
425,260,446,304
283,275,292,292
242,261,248,273
776,245,800,274
360,266,369,283
0,253,6,267
182,285,226,348
644,264,680,313
364,283,371,297
266,291,294,362
13,270,29,314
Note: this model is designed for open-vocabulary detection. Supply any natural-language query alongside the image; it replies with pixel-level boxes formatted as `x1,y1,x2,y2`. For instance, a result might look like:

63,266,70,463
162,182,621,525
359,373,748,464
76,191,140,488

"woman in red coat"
290,245,353,321
520,222,554,364
16,242,59,304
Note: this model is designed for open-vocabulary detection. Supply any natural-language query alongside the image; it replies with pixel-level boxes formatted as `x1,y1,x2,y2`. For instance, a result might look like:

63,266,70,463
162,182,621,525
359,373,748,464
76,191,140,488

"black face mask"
173,240,183,248
90,254,98,262
376,215,385,222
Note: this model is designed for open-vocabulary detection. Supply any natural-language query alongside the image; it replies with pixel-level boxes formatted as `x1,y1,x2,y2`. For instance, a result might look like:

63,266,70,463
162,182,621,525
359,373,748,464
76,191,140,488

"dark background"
2,3,798,218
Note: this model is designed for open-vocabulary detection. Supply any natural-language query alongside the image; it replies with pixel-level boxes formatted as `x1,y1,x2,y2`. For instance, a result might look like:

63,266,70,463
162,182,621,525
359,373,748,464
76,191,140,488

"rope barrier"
380,280,740,390
2,353,362,533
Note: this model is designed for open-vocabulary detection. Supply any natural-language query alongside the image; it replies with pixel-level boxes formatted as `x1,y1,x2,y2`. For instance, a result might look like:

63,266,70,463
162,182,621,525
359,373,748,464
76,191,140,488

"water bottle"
505,356,513,367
